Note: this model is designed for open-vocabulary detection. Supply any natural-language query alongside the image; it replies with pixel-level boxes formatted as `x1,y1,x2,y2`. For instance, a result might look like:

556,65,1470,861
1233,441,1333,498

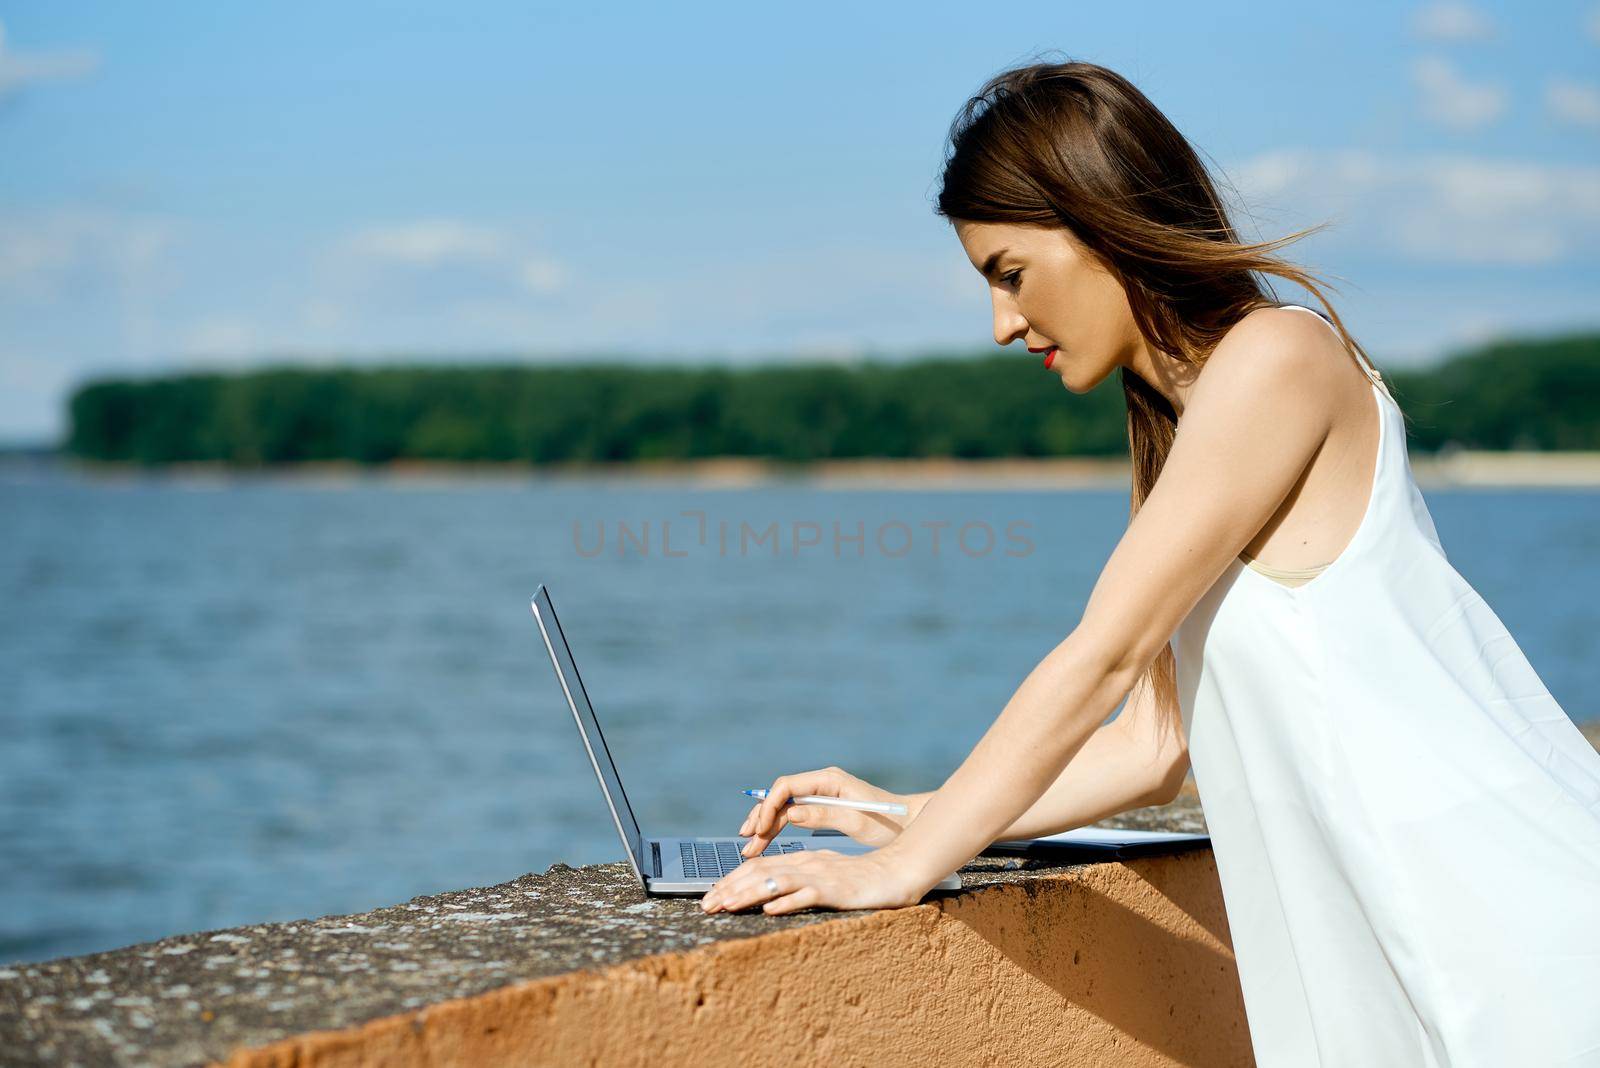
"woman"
699,59,1600,1064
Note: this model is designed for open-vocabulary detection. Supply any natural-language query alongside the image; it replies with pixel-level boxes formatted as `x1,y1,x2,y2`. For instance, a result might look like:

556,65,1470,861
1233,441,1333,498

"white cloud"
1546,78,1600,129
0,18,99,101
518,258,566,295
1411,2,1496,42
302,298,346,332
1229,149,1600,265
181,315,264,358
0,208,182,304
336,219,508,267
1412,55,1508,131
318,217,570,314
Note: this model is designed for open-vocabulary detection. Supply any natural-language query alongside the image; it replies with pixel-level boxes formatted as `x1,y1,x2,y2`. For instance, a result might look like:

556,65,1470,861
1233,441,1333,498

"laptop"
529,584,962,896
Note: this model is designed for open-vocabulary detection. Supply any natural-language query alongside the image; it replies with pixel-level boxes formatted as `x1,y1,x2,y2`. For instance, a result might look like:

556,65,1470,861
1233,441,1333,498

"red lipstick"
1043,347,1057,369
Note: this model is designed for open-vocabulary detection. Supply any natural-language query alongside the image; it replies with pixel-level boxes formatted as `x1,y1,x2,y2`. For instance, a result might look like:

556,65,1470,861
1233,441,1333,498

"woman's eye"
1002,270,1022,287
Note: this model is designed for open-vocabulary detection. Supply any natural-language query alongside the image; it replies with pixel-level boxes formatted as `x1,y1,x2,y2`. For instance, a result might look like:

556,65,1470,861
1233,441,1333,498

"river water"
3,466,1596,963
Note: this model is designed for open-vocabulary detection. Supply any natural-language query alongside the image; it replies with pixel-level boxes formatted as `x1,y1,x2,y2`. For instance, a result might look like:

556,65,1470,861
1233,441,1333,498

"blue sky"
1,1,1596,442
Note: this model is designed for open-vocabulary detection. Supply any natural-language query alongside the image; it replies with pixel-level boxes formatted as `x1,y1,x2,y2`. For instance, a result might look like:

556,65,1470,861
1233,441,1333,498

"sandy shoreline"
31,450,1600,489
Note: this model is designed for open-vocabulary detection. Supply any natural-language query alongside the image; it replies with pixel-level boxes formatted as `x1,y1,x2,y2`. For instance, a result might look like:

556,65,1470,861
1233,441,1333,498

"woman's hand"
700,846,931,915
737,766,925,858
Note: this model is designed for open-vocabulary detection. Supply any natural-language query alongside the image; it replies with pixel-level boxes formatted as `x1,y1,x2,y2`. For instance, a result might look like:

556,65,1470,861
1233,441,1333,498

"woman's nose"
994,318,1027,347
992,303,1027,347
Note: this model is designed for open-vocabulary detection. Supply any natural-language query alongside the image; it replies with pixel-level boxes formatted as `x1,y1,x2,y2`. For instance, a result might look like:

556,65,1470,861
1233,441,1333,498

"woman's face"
953,219,1146,394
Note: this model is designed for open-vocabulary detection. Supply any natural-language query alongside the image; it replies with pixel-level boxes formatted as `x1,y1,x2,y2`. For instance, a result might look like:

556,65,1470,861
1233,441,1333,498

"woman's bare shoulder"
1194,304,1351,418
1224,304,1348,358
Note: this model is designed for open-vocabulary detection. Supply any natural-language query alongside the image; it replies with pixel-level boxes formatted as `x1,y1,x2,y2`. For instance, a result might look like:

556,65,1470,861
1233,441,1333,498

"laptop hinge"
650,839,662,878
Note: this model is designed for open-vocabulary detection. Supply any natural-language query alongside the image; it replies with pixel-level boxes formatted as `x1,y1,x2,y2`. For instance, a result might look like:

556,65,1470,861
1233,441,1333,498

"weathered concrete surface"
0,793,1239,1067
220,849,1244,1068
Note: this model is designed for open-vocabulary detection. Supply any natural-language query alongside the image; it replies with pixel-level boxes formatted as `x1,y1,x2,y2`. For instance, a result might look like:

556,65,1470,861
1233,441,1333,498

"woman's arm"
735,680,1184,851
900,679,1188,841
871,312,1336,892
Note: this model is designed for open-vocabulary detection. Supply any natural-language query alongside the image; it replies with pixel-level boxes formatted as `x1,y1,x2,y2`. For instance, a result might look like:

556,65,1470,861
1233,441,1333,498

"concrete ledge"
2,797,1249,1066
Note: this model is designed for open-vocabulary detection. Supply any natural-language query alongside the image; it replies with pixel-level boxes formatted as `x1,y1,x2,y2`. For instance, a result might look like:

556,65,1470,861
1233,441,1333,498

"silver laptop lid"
530,585,647,886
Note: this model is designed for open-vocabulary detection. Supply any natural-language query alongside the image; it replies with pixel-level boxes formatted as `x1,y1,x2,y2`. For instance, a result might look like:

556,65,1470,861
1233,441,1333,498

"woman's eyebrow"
980,248,1012,279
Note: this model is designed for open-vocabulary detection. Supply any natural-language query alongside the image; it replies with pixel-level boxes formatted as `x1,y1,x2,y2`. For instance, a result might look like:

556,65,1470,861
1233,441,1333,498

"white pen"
741,788,909,816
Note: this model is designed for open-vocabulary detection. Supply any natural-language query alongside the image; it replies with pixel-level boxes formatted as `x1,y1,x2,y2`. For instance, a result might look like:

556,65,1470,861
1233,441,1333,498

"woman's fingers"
763,885,820,915
704,850,877,915
752,769,847,836
738,799,800,837
754,775,801,836
709,860,820,912
704,866,793,913
737,768,869,858
740,817,788,858
741,805,825,858
742,770,844,855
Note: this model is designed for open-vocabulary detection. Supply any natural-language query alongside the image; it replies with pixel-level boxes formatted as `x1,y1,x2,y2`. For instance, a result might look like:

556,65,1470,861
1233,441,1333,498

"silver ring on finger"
764,876,780,894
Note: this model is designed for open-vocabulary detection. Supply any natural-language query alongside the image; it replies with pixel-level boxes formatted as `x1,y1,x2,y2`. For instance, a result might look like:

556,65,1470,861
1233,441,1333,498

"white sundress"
1171,304,1600,1066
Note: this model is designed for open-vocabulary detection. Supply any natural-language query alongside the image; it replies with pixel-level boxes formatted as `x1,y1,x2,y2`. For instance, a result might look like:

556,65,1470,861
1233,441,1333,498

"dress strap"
1277,304,1394,402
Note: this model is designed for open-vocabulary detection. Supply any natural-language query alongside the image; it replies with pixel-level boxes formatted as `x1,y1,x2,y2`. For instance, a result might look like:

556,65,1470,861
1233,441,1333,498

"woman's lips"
1043,347,1058,369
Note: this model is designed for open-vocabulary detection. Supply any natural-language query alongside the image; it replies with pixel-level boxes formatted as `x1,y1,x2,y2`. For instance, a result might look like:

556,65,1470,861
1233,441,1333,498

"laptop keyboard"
680,839,805,879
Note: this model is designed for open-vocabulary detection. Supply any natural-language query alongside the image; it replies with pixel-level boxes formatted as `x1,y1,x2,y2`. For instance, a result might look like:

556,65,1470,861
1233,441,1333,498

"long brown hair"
934,56,1399,741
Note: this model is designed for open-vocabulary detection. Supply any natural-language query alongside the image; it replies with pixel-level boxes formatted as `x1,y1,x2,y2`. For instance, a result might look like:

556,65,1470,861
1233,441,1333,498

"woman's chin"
1056,361,1116,395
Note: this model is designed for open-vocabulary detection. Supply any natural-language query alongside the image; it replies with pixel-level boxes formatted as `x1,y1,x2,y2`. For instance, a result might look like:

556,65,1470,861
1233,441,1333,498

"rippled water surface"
3,467,1596,963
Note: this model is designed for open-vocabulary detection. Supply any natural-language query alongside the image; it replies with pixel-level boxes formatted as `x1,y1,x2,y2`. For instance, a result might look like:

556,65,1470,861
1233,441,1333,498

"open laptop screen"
530,585,646,859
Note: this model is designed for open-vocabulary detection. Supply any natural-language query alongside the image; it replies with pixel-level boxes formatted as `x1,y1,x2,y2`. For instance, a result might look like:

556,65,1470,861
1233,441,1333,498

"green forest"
65,329,1600,466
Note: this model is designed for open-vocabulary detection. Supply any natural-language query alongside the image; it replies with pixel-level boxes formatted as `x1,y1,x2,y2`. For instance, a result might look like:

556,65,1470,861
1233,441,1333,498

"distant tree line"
65,330,1599,466
1387,332,1599,451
